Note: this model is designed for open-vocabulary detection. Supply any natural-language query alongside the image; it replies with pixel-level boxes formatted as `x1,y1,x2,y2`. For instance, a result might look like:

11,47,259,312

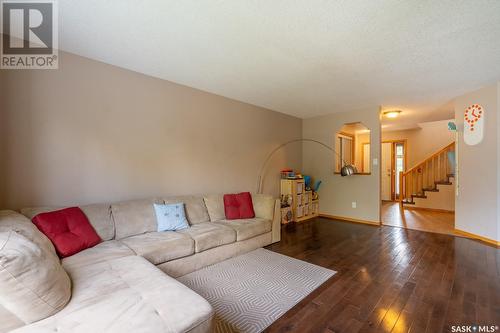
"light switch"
352,202,357,208
373,158,378,166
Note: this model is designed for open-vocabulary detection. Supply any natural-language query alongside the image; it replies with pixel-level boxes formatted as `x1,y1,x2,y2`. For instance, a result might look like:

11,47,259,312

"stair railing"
399,142,455,208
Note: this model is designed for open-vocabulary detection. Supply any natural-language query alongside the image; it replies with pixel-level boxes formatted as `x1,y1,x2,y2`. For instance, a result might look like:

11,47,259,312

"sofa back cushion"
20,204,115,241
0,231,71,323
32,207,102,258
20,207,58,220
203,194,225,221
0,210,57,258
111,198,161,239
164,195,210,225
79,204,114,240
251,194,275,221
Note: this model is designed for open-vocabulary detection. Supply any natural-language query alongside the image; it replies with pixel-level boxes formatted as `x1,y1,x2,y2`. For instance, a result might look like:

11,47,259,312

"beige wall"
382,120,455,168
454,83,499,242
302,108,381,223
0,52,302,210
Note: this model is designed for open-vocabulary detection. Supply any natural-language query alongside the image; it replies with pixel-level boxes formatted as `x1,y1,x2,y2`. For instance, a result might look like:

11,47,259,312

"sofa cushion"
252,194,275,221
62,240,134,270
32,207,102,258
178,222,236,253
214,218,272,241
164,195,210,225
79,204,115,241
20,207,60,220
223,192,255,219
20,205,115,241
11,255,213,333
203,194,225,221
0,210,57,259
111,198,161,239
154,203,189,231
121,231,194,265
0,231,71,324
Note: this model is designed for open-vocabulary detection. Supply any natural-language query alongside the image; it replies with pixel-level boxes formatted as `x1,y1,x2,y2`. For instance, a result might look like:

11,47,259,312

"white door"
381,142,392,201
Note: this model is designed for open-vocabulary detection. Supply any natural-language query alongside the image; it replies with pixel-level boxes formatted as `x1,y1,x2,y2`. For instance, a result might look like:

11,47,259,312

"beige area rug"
178,248,335,333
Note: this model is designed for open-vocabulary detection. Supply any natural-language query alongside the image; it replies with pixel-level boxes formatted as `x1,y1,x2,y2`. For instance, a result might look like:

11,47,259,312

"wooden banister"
404,142,455,175
399,141,455,208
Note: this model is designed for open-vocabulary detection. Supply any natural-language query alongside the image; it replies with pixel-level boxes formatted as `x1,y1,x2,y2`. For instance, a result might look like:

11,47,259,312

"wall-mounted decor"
463,104,484,145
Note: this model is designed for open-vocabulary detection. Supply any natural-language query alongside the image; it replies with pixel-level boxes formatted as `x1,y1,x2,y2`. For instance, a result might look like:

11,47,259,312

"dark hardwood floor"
265,218,500,333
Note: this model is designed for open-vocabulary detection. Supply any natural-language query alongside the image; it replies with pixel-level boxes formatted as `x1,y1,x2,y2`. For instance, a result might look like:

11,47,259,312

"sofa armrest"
271,199,281,243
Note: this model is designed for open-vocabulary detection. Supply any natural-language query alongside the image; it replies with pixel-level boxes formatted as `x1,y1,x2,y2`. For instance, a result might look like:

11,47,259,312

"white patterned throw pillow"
153,203,189,231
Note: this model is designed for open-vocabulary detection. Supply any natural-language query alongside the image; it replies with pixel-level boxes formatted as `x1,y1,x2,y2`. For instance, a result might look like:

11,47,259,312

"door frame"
382,139,407,201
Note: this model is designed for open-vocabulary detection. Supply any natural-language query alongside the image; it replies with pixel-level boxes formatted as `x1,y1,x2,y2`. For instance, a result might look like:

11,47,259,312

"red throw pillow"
223,192,255,220
32,207,101,258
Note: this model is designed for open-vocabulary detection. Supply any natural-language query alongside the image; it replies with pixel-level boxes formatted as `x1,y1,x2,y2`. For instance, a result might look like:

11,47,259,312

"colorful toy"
303,175,311,189
313,180,322,192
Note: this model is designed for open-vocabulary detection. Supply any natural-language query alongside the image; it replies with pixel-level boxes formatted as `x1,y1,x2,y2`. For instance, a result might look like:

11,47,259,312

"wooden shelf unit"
280,179,319,223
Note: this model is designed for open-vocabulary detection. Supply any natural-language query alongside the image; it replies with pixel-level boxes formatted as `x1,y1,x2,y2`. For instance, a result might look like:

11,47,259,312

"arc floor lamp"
257,138,357,194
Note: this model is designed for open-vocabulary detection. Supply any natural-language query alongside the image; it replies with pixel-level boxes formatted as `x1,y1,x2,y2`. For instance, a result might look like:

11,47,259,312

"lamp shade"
341,164,357,176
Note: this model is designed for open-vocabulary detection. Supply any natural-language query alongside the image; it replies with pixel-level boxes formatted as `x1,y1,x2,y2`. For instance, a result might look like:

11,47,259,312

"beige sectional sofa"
0,194,281,333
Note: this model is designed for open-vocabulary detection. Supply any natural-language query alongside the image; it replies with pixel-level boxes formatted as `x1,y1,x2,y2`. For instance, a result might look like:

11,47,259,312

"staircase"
399,142,455,211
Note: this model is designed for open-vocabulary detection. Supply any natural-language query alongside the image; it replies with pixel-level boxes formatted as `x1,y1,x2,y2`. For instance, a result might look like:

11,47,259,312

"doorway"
381,140,406,201
379,138,455,236
379,118,456,236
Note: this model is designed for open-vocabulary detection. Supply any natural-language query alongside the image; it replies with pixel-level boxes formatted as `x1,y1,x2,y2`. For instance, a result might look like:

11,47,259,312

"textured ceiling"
58,1,500,127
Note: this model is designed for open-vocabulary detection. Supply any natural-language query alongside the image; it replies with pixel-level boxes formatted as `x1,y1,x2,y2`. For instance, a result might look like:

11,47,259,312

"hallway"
381,201,455,235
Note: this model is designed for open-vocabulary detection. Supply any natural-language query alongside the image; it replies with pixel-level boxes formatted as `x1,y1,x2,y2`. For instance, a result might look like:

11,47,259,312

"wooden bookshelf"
280,179,319,223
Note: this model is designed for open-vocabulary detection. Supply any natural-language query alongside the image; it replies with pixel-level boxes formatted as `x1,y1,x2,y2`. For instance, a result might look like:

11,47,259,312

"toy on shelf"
280,174,319,223
312,180,322,192
280,169,294,179
280,194,292,208
281,206,293,224
303,175,311,190
280,169,303,180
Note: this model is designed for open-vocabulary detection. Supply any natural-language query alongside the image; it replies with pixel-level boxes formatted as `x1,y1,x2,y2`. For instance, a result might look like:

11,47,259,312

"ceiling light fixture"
384,110,402,118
